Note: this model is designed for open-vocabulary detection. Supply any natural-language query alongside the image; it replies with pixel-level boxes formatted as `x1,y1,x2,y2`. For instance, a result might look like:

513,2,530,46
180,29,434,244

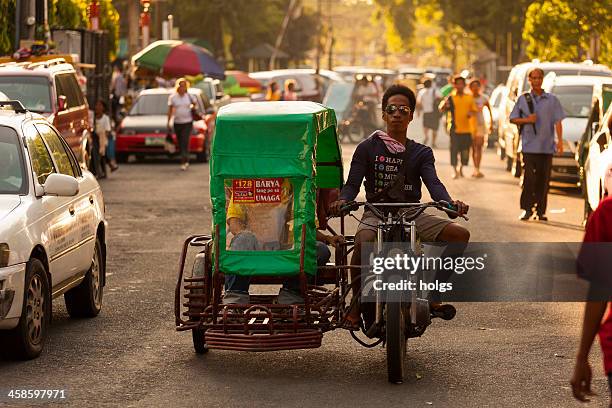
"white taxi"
0,101,107,359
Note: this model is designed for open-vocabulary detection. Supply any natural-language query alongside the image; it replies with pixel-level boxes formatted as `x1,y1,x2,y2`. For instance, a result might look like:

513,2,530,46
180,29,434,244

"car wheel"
116,153,129,163
0,259,50,360
64,238,104,318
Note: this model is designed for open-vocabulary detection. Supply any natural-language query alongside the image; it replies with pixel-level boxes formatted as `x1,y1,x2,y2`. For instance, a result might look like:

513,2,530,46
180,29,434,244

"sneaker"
519,210,533,221
180,163,187,171
535,214,548,221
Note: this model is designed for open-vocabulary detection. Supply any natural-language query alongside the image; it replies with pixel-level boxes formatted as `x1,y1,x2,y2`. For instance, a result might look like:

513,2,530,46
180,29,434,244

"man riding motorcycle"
330,84,470,330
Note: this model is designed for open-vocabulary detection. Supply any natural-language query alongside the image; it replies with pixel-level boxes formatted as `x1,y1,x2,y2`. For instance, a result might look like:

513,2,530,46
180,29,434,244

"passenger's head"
469,79,481,95
381,84,415,134
270,81,279,92
453,75,466,92
423,79,432,88
527,67,544,91
175,78,189,95
285,80,296,92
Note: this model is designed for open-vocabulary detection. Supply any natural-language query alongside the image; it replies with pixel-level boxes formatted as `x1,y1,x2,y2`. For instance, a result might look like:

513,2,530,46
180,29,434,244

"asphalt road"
1,120,609,407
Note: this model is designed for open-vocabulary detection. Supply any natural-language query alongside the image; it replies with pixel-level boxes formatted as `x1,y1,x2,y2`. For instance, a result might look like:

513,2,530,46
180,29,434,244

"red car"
116,88,213,163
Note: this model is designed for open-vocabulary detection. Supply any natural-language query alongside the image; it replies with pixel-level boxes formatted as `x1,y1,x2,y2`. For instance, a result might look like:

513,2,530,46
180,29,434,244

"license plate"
145,137,165,146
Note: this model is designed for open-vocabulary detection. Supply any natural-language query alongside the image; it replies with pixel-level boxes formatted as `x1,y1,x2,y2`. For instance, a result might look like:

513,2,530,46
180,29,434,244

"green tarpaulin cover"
210,102,343,276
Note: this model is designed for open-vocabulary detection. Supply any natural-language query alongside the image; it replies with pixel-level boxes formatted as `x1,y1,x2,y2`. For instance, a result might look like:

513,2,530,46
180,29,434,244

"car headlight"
0,243,9,267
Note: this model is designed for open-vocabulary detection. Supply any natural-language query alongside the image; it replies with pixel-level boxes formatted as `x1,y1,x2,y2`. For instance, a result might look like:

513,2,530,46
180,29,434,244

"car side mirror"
57,95,67,111
596,132,609,153
43,173,79,197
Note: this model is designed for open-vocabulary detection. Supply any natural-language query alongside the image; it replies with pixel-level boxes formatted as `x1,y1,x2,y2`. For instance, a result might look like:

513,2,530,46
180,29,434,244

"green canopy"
211,102,343,276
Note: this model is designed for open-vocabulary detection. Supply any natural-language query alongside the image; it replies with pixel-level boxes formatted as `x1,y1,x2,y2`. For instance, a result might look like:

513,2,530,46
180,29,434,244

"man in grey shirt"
510,67,565,221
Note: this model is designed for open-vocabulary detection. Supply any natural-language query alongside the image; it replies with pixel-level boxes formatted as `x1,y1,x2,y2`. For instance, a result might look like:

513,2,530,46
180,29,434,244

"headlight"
0,243,9,267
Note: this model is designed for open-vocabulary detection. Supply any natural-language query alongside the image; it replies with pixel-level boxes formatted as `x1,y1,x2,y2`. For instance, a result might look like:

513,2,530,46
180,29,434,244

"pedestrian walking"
110,64,127,124
167,78,194,171
468,79,493,178
92,100,112,179
439,75,477,179
416,77,442,148
571,152,612,407
510,67,564,221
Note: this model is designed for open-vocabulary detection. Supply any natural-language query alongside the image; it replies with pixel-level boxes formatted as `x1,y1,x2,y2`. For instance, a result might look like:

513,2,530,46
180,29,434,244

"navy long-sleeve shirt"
339,135,452,203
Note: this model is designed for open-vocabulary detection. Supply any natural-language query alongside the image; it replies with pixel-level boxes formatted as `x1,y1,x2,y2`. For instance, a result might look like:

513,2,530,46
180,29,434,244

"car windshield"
552,85,593,117
0,126,27,195
129,93,170,115
0,76,52,113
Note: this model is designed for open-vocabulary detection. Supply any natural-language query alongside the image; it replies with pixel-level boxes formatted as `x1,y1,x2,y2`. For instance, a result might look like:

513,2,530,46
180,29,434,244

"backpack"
519,92,537,135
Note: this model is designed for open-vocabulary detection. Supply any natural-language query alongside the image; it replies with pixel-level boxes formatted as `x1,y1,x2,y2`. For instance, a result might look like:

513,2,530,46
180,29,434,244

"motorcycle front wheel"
385,292,407,384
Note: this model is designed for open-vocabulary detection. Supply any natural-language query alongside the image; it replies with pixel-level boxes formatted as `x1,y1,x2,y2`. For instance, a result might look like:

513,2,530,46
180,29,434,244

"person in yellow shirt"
439,76,478,179
265,81,282,101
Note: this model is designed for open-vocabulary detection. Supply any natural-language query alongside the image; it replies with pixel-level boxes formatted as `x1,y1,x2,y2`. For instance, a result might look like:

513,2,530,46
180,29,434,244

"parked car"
115,88,212,163
0,101,107,359
194,77,231,109
543,75,612,184
0,58,91,165
485,84,508,149
250,69,343,102
577,82,612,198
582,103,612,222
498,61,612,177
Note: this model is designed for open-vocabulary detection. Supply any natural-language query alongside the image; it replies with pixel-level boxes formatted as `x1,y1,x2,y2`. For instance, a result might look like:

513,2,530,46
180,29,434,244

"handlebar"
338,200,469,221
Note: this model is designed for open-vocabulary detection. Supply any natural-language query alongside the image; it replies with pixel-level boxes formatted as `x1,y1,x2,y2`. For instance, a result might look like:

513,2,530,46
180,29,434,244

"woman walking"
167,78,193,171
468,79,492,178
93,100,113,178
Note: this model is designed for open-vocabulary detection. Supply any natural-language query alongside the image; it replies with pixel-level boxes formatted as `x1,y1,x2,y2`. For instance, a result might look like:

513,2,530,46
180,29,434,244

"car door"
36,122,96,281
23,123,80,289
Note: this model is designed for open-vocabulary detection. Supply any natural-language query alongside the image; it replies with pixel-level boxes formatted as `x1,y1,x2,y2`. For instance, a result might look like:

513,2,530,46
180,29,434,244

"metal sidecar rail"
174,226,352,352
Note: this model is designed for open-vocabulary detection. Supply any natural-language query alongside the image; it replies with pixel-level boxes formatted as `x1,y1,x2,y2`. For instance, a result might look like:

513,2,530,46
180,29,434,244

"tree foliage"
373,0,415,53
0,0,16,56
523,0,612,65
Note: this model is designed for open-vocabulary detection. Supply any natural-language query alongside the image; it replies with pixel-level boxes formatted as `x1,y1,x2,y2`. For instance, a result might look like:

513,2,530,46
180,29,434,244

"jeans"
224,241,331,294
450,131,471,167
174,122,192,161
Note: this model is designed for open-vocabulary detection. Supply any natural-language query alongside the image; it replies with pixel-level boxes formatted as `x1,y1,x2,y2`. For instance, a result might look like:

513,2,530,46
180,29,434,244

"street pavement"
0,117,608,408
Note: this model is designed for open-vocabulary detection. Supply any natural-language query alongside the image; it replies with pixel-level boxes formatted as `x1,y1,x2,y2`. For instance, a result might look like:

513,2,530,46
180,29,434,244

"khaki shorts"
355,208,453,242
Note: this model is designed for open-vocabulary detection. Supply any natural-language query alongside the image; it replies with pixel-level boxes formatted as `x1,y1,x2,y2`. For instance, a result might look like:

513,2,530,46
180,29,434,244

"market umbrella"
132,40,225,79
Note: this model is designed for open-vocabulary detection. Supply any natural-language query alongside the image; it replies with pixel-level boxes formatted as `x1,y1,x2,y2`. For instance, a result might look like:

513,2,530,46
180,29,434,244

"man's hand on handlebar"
330,199,347,216
451,200,469,216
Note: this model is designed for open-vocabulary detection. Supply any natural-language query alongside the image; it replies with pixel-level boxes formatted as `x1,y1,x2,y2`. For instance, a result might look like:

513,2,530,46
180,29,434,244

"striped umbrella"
132,40,225,79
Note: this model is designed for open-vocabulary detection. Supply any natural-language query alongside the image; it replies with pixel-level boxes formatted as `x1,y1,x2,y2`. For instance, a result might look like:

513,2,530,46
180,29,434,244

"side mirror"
57,95,67,111
43,173,79,197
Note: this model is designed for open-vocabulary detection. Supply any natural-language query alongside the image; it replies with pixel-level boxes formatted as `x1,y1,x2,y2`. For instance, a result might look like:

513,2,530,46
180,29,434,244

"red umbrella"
225,70,262,88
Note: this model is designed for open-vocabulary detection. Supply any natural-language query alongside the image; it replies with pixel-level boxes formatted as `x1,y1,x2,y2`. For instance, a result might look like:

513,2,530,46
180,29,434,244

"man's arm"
556,120,563,153
338,142,368,202
421,149,452,203
509,96,536,125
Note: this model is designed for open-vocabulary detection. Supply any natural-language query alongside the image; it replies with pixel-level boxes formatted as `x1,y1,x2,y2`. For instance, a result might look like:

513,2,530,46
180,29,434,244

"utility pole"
127,0,140,57
270,0,299,70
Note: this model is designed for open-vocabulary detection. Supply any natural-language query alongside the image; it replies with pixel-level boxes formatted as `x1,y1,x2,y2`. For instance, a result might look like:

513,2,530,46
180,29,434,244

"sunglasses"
384,104,411,115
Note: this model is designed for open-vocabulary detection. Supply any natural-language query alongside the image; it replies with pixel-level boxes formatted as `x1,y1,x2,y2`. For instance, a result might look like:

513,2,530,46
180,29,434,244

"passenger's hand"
525,113,537,123
326,235,346,248
557,139,564,154
330,199,347,216
452,200,469,215
571,357,594,402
